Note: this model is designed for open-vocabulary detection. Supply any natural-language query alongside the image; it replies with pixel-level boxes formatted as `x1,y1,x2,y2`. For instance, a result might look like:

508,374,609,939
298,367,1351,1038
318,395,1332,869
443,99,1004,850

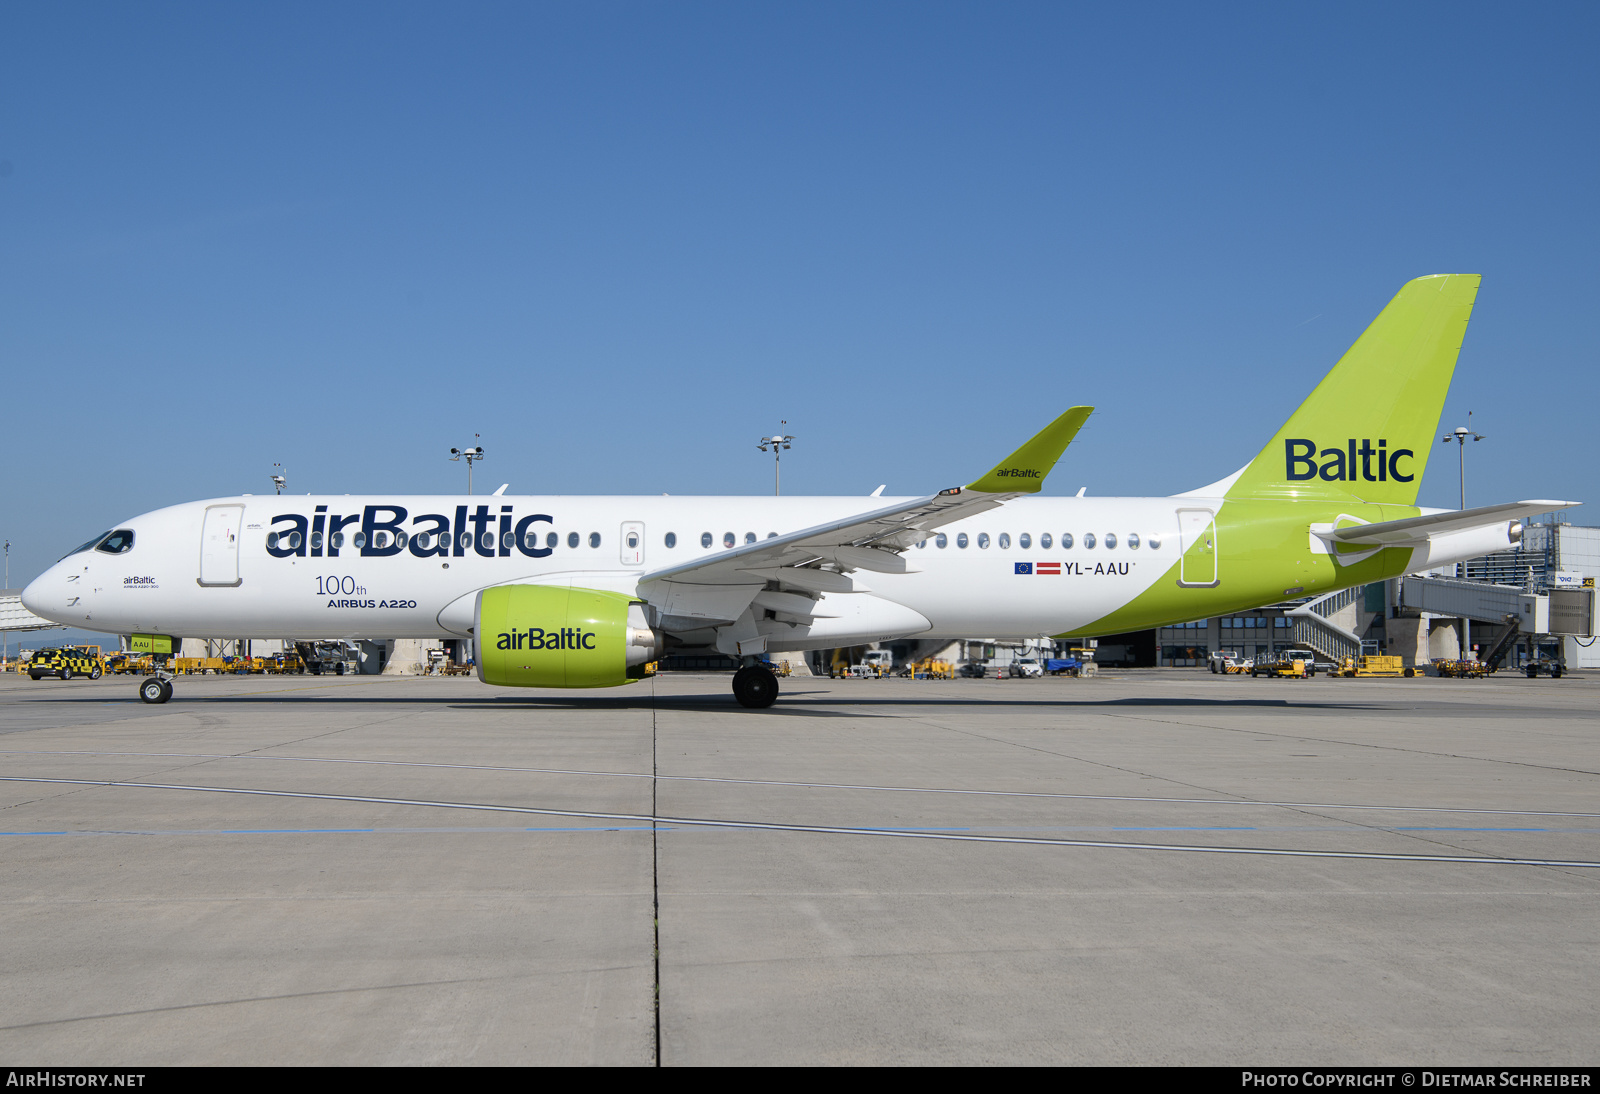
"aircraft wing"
637,407,1091,623
1325,499,1580,546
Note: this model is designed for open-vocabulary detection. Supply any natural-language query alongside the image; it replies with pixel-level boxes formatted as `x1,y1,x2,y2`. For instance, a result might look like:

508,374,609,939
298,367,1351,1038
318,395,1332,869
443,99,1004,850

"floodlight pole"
757,423,795,496
1441,421,1485,511
1441,419,1486,633
451,436,485,495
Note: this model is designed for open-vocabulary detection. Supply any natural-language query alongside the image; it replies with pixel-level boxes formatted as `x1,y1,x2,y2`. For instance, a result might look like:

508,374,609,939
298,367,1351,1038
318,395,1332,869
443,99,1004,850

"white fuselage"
24,493,1191,647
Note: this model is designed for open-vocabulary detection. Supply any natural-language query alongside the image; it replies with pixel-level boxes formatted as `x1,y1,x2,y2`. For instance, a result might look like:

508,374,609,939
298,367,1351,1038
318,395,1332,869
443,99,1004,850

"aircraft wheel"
732,665,779,709
139,677,171,704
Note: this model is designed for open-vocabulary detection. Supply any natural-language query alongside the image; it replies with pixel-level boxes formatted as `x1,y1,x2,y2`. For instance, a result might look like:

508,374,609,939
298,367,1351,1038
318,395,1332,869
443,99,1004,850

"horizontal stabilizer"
1326,500,1580,546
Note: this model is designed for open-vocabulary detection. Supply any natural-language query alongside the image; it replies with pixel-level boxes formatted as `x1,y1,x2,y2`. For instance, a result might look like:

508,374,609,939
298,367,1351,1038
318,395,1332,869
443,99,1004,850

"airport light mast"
758,424,794,496
270,464,286,495
1441,415,1485,510
1441,414,1486,600
450,437,485,495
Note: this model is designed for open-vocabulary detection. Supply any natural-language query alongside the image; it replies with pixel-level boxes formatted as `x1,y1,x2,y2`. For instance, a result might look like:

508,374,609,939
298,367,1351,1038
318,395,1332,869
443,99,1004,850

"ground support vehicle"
295,641,359,676
850,651,893,678
171,657,230,674
1008,657,1044,678
441,662,473,677
1252,654,1311,679
958,661,990,678
1210,653,1254,674
1334,655,1416,678
27,647,104,681
1434,658,1489,679
1524,656,1565,679
900,659,952,679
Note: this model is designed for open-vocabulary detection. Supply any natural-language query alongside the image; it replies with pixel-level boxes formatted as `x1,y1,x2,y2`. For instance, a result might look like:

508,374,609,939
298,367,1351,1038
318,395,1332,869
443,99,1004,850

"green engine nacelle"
476,585,660,688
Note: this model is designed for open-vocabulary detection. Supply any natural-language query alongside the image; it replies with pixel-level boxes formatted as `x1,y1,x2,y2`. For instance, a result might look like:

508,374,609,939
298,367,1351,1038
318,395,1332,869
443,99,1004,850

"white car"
1008,657,1044,678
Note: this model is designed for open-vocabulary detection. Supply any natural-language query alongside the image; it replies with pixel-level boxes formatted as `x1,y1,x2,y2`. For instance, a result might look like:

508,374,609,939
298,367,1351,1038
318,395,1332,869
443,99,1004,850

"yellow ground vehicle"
108,653,157,675
1334,655,1416,678
1434,658,1489,679
27,647,104,680
1252,654,1310,679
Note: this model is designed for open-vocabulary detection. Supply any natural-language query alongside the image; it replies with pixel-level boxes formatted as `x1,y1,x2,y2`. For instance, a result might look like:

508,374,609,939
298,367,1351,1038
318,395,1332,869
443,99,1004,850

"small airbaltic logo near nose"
1285,439,1414,483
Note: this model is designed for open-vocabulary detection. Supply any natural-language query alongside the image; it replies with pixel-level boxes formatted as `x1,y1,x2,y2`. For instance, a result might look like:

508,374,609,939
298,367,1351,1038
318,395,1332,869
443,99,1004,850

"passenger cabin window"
567,532,580,549
935,533,948,548
1040,533,1052,549
1061,533,1073,549
701,532,713,548
1128,533,1140,549
745,532,756,544
1083,533,1096,549
998,533,1010,549
1018,533,1031,550
546,532,559,549
589,532,601,548
956,533,969,549
723,532,735,548
665,532,677,548
1104,533,1117,550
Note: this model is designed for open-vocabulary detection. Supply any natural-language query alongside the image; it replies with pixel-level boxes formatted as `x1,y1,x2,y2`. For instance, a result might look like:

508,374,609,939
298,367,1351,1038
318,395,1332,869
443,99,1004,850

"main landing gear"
139,674,174,704
732,663,779,709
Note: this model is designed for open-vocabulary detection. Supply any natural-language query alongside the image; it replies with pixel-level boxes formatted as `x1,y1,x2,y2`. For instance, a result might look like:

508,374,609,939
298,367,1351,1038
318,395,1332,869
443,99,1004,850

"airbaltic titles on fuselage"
267,504,556,560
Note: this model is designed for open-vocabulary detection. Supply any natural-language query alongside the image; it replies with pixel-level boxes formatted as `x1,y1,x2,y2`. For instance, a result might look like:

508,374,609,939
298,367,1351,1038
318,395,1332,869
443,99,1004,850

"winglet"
965,407,1093,494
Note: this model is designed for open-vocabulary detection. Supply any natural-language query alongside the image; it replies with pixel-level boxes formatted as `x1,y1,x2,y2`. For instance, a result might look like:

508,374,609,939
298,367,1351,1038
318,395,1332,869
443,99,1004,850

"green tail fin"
1227,274,1480,505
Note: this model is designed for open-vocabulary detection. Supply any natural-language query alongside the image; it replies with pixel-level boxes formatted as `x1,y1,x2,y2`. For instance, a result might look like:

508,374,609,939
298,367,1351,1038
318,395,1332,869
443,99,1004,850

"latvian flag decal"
1035,562,1061,575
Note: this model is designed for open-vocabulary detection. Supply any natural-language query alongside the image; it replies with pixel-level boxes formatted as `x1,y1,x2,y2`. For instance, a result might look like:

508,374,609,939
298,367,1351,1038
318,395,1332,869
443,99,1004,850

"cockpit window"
95,529,135,554
62,531,112,560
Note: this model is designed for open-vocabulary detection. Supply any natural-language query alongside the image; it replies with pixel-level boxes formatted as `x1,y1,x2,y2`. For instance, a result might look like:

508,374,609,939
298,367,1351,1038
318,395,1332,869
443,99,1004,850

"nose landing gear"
139,675,174,704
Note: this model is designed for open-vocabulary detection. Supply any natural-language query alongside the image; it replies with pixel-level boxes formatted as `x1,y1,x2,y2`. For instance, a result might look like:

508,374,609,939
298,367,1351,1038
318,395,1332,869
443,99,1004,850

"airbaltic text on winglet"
994,468,1041,479
1285,439,1415,483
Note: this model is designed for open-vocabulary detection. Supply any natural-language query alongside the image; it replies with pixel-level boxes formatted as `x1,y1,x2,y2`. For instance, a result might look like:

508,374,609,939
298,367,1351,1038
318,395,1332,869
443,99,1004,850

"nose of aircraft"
20,565,67,623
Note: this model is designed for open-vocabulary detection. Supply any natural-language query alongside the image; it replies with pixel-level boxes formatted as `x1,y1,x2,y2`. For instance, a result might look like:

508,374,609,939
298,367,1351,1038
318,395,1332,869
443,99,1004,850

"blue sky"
3,1,1596,609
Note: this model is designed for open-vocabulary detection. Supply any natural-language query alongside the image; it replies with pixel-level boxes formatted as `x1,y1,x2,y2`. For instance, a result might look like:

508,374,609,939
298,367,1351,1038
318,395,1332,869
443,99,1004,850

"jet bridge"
1400,575,1596,670
0,590,67,634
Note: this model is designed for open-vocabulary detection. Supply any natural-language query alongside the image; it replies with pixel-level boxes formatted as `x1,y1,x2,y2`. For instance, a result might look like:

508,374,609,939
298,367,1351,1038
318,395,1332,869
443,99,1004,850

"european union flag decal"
1014,562,1032,575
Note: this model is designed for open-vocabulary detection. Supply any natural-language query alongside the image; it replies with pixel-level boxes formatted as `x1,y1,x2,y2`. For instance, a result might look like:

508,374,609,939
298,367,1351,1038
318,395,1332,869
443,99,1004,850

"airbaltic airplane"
23,275,1578,708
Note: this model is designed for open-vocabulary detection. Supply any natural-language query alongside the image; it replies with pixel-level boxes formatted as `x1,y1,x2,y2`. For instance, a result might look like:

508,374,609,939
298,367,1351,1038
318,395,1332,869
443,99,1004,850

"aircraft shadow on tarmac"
21,691,1402,716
